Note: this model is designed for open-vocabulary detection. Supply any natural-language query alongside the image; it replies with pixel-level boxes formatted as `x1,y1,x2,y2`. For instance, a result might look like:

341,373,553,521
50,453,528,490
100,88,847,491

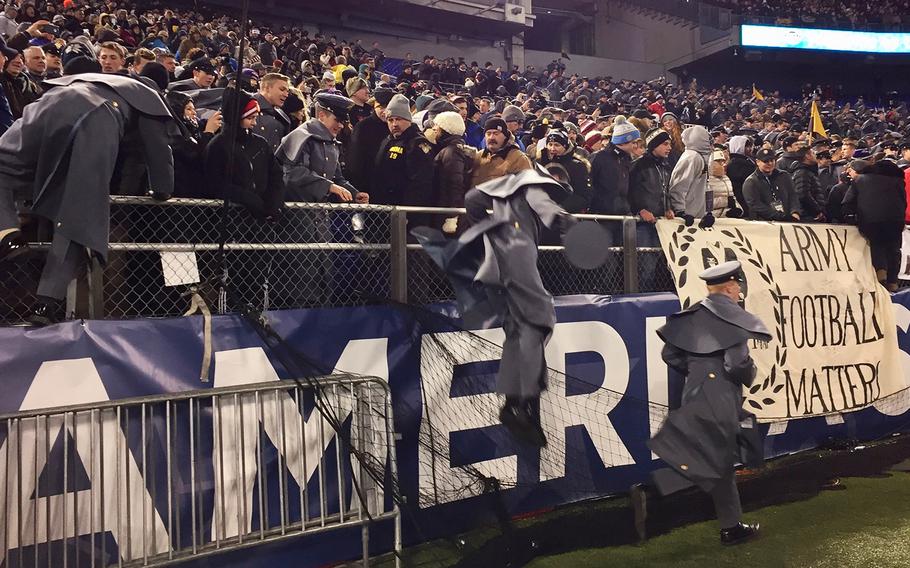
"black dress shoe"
0,229,28,263
720,522,760,545
630,483,648,542
499,404,547,448
26,298,62,327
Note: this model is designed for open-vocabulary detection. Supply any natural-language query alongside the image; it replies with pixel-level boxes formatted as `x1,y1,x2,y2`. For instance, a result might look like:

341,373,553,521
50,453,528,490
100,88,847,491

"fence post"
622,217,639,294
389,209,408,303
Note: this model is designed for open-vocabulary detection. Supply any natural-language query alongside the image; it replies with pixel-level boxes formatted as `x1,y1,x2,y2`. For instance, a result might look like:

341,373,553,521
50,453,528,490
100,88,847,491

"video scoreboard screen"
741,24,910,54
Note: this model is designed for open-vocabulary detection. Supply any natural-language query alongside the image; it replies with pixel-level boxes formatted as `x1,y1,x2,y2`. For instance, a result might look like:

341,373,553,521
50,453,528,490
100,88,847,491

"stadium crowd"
0,0,908,325
709,0,910,27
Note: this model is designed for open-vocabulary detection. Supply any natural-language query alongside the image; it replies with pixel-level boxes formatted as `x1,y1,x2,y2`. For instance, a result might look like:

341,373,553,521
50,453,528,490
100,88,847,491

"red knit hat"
242,99,260,119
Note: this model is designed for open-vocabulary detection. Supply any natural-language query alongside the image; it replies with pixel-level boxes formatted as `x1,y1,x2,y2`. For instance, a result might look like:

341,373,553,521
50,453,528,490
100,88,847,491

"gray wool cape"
0,73,174,261
412,167,573,398
649,294,772,493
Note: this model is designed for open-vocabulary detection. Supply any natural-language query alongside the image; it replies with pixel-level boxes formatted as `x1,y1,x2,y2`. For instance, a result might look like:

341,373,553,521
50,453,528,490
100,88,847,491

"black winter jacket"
629,152,672,216
843,160,906,226
590,144,634,215
742,168,799,221
538,147,592,213
789,161,826,218
204,127,284,219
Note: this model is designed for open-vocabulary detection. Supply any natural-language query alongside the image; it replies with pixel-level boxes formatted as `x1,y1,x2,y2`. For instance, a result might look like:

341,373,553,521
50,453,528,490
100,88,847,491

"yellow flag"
752,83,764,101
810,100,828,138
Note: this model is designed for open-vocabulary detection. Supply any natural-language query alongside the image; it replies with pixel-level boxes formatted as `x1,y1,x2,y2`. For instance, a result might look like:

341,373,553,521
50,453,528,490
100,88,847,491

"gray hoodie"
668,125,712,217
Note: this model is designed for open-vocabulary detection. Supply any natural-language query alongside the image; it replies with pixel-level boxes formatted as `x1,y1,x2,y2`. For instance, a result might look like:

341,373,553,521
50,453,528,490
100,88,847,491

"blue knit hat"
611,116,640,145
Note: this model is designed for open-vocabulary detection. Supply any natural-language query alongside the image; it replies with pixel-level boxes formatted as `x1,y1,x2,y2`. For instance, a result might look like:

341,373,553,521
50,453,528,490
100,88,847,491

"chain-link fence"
1,198,678,324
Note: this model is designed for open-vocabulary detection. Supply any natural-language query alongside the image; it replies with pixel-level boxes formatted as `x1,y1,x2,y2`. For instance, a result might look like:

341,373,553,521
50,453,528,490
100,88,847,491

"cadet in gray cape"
412,166,576,447
634,260,771,545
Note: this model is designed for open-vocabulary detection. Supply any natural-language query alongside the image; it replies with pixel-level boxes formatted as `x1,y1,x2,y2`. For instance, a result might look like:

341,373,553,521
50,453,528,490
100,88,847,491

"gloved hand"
726,207,743,218
698,213,715,229
150,190,172,202
442,217,458,234
679,212,695,227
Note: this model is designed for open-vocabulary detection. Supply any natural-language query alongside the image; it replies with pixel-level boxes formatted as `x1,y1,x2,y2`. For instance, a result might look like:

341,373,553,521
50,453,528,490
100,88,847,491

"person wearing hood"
372,93,435,209
842,159,906,291
639,261,770,546
345,87,393,194
203,88,283,219
590,115,640,216
471,116,532,187
726,134,755,218
669,125,713,227
0,72,175,325
411,167,577,447
428,110,473,234
277,92,367,203
775,135,802,173
536,129,590,213
168,90,221,197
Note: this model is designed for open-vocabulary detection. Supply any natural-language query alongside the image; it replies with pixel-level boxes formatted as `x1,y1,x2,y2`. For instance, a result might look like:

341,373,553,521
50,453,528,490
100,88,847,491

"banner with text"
656,219,908,420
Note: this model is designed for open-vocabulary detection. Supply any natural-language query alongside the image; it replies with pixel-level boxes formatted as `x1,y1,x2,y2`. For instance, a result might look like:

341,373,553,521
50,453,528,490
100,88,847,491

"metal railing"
0,374,401,567
0,197,676,323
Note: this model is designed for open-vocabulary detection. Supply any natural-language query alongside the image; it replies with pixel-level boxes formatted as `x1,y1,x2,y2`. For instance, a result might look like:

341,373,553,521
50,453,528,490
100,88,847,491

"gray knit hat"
386,94,412,121
502,104,525,124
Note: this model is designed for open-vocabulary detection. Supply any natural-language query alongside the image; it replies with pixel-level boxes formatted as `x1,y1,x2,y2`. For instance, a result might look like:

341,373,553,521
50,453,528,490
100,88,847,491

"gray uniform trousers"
652,465,742,528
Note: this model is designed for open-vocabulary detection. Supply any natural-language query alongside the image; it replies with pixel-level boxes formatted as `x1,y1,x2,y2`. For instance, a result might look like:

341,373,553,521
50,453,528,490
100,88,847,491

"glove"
698,213,715,229
726,207,743,218
442,217,458,234
682,214,695,227
150,190,172,202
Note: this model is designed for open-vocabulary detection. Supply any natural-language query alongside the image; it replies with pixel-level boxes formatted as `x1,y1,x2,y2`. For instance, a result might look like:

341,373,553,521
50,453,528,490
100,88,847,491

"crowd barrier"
0,373,400,568
0,197,675,324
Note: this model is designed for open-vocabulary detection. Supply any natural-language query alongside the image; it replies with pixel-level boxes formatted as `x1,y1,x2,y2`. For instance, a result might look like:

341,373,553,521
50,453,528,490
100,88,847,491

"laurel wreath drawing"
666,224,787,411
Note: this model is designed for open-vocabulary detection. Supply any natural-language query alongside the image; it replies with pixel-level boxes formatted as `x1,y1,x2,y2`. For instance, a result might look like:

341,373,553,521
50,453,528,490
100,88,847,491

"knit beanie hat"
501,104,525,124
584,130,603,151
386,94,412,121
580,119,597,137
373,87,395,107
546,130,569,148
484,117,510,136
242,98,260,119
415,94,434,112
660,111,679,125
645,128,671,151
433,111,466,136
345,77,368,97
611,115,640,145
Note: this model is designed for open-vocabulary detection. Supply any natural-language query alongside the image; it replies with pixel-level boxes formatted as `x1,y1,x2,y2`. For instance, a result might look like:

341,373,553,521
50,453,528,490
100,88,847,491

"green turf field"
528,472,910,568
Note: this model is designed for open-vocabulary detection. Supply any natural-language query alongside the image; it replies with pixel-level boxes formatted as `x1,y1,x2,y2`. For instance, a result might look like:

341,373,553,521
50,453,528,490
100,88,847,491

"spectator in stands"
660,112,684,167
0,73,174,325
204,88,284,220
1,50,41,119
345,87,394,193
669,125,712,226
277,92,368,203
170,59,217,91
776,135,802,172
98,41,127,74
501,104,526,151
345,77,371,126
43,43,61,79
0,5,17,39
168,90,220,198
0,38,12,135
320,70,336,91
453,95,484,149
591,116,640,216
472,117,532,187
726,134,755,218
428,110,472,233
156,50,177,80
743,148,800,222
536,129,591,213
816,150,837,195
130,47,156,75
708,150,737,217
630,128,674,261
827,168,854,224
22,45,46,83
253,72,291,153
842,159,906,291
373,94,435,208
789,147,826,221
